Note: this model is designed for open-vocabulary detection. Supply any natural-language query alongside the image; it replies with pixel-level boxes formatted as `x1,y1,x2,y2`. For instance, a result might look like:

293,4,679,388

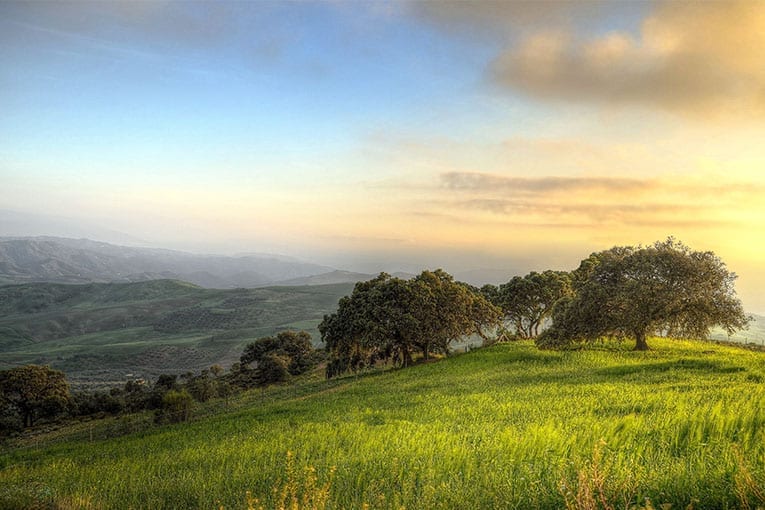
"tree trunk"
402,346,412,367
633,329,650,351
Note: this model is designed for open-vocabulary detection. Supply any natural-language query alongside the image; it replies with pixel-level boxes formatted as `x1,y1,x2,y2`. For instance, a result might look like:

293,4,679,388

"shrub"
155,389,194,424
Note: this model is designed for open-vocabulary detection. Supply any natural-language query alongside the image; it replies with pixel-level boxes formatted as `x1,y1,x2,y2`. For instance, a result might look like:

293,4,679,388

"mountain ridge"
0,236,334,288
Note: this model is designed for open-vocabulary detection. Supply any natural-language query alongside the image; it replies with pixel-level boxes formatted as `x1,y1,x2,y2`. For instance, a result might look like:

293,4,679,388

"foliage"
255,354,291,386
321,270,501,377
238,331,317,387
155,389,194,424
0,364,70,429
538,238,750,350
68,364,238,423
485,270,572,338
2,339,765,509
241,331,316,376
72,389,125,417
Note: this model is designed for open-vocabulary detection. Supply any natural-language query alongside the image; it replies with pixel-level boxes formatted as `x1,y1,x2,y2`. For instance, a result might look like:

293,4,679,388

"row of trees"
0,364,232,431
321,239,749,374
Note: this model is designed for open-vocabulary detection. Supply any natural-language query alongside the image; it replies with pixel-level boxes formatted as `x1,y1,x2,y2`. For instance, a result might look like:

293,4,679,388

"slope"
2,339,764,509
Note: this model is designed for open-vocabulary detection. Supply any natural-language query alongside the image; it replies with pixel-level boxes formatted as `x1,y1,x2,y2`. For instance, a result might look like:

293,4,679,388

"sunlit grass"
2,338,764,508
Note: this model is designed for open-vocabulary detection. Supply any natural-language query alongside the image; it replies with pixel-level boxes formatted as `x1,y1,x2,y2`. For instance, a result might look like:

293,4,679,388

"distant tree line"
0,330,321,433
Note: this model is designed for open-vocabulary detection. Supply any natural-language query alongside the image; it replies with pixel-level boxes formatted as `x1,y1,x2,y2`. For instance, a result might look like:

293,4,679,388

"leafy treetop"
537,238,750,350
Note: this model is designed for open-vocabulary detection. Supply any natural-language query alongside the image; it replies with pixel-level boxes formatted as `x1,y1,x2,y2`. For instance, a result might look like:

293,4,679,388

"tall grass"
2,338,764,508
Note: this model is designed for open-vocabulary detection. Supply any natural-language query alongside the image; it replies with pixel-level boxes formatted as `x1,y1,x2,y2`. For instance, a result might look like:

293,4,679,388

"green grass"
0,281,353,386
2,338,765,509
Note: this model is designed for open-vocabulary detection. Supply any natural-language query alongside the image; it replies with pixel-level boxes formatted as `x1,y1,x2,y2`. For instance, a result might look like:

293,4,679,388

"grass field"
2,338,764,509
0,280,353,387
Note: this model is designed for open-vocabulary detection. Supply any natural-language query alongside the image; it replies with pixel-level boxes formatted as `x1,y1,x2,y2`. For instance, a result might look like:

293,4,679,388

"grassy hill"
2,338,764,509
0,280,353,387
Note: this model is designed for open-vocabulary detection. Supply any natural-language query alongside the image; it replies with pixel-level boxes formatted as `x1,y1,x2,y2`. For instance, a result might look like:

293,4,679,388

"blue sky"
2,1,765,311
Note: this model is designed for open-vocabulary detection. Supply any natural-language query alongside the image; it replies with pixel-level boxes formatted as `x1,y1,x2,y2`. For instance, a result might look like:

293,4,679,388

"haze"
2,1,765,311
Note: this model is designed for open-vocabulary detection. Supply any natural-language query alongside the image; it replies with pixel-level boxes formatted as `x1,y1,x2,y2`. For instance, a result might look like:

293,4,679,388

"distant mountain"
0,209,147,246
273,270,376,286
0,237,334,288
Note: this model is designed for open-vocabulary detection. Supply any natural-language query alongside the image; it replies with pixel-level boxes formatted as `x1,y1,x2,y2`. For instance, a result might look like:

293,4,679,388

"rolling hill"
2,339,765,509
0,279,353,387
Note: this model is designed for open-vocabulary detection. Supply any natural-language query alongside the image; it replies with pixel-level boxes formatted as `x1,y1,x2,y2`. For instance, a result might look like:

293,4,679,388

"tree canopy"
240,330,317,385
320,270,502,377
537,238,750,350
484,270,572,339
0,364,70,428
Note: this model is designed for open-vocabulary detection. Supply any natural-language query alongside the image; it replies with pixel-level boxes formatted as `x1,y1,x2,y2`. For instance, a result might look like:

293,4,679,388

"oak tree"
0,364,70,428
538,239,750,350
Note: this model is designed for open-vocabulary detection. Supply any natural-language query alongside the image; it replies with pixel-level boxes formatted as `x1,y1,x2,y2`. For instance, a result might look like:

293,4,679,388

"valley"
0,280,352,387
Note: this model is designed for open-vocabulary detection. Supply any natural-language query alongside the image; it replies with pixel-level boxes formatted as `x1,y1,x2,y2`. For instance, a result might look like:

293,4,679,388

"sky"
1,1,765,311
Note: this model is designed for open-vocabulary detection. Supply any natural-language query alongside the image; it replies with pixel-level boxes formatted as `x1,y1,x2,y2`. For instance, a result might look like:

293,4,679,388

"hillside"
0,236,333,288
0,280,353,386
2,339,764,509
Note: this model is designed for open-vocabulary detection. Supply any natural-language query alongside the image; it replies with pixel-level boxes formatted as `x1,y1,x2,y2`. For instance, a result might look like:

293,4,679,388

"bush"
155,389,194,424
256,354,291,386
240,331,318,385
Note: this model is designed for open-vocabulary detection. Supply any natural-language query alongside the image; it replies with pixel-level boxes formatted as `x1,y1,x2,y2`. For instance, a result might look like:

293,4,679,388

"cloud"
419,0,765,118
428,171,765,231
450,198,728,228
441,172,652,194
491,1,765,116
412,1,615,35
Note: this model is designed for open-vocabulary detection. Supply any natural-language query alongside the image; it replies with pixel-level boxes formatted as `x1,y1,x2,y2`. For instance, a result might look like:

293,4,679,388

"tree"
240,330,317,386
538,238,750,350
411,270,501,359
494,271,572,338
321,274,415,375
321,271,501,377
186,368,216,402
256,353,291,385
147,374,179,410
156,389,194,424
0,365,70,428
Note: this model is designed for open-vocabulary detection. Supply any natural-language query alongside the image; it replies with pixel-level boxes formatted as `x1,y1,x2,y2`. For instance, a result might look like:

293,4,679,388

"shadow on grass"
596,358,747,377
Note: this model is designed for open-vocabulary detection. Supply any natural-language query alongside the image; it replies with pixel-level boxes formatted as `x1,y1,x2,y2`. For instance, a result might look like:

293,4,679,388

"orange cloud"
489,1,765,117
